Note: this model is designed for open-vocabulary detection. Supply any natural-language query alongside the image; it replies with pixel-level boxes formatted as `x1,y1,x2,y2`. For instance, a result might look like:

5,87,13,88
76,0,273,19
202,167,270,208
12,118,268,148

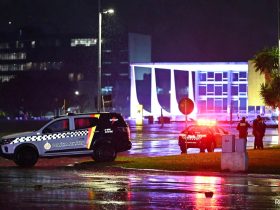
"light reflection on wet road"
0,168,279,209
0,122,279,209
123,123,278,157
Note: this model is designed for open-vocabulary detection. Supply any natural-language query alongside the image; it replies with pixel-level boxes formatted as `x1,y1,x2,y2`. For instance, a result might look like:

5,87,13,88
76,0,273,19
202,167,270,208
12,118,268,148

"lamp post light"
97,0,114,112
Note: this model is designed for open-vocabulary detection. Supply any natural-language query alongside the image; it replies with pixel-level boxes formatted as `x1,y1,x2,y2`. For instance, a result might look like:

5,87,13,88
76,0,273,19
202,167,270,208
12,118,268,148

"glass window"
215,73,222,81
232,72,239,81
223,72,227,80
223,84,227,93
239,72,247,79
74,117,98,130
198,100,206,112
233,100,239,111
199,73,206,81
223,98,227,110
207,72,214,79
215,85,222,95
231,85,238,96
43,119,69,133
207,84,214,92
199,85,206,95
207,98,214,110
239,84,247,92
214,99,222,110
239,98,247,111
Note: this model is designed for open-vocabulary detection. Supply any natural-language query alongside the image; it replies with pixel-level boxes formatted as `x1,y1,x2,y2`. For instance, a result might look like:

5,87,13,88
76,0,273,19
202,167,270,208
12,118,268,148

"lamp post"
97,0,114,112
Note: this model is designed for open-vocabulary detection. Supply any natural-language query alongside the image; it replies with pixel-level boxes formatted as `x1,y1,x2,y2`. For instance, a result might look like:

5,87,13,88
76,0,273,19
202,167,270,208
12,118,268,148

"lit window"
0,52,26,60
239,84,247,92
223,98,227,110
231,85,238,95
71,38,97,47
223,72,227,80
207,84,214,93
214,73,222,81
222,84,227,93
232,72,239,81
214,99,222,110
239,72,246,79
207,98,214,110
77,73,84,81
239,98,247,110
199,85,206,95
198,100,206,112
207,72,214,79
215,85,222,95
199,73,206,81
68,73,74,81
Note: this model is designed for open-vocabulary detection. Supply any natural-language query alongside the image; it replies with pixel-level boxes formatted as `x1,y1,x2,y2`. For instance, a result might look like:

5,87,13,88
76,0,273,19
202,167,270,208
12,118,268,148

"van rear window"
75,117,98,129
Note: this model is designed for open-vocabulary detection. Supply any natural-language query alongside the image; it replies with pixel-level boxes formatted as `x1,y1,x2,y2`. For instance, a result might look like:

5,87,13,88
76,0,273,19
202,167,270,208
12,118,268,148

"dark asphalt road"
0,122,279,209
0,167,280,209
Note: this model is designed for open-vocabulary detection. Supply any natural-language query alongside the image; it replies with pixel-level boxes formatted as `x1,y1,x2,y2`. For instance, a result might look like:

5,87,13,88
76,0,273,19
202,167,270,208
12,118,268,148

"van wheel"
14,147,38,167
92,145,116,162
207,141,215,152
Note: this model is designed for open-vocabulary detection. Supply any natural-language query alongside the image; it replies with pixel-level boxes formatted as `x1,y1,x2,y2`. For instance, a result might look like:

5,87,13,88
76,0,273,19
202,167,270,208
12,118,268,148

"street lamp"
97,0,114,112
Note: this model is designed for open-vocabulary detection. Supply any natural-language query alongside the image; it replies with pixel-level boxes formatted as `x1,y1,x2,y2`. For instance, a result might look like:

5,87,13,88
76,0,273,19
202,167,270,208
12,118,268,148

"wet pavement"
0,167,280,209
122,122,279,157
0,122,280,209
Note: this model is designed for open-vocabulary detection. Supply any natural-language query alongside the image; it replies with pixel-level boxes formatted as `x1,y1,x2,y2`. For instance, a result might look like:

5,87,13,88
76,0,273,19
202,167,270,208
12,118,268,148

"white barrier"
221,136,248,172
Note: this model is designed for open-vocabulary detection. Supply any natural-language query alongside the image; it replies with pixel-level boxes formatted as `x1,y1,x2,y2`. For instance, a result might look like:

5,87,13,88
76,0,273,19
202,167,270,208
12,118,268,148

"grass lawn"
82,146,280,174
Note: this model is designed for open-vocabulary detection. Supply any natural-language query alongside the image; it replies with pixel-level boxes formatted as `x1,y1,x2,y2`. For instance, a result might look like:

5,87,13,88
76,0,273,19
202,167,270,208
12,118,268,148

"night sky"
0,0,278,62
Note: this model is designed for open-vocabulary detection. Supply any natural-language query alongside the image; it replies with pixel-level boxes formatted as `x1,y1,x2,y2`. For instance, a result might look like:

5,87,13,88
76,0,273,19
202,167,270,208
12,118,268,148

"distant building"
0,28,151,117
130,62,273,121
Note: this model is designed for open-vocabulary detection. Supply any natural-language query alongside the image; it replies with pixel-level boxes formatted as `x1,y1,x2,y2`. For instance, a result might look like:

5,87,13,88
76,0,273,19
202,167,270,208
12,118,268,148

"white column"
130,65,139,118
151,67,162,116
170,69,181,116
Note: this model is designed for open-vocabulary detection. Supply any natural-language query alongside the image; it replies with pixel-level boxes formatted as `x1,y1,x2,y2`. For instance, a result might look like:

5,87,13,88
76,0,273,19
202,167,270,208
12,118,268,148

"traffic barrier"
221,135,248,172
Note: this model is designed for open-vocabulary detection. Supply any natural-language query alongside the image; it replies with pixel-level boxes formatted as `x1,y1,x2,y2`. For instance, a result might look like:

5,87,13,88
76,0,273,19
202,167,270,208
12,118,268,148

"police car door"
40,118,76,156
73,115,99,152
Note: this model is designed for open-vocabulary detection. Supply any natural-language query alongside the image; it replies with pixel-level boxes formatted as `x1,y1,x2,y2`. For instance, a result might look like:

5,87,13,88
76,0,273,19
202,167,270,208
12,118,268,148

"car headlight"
0,138,15,145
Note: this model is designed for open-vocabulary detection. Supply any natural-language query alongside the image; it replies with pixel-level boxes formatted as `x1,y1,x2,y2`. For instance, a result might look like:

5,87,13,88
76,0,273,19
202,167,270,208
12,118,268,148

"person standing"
236,117,250,141
252,115,266,149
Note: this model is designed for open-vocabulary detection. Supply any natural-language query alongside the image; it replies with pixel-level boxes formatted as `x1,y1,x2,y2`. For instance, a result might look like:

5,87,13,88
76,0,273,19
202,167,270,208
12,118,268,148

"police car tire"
92,145,116,162
13,147,38,167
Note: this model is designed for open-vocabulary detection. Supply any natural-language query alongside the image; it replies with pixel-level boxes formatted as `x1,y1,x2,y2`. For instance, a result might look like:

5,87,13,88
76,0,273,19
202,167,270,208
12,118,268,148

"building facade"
130,62,266,121
0,28,151,117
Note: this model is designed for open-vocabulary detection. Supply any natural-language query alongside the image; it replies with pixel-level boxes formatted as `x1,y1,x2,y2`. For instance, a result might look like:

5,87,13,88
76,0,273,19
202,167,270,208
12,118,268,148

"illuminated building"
130,62,264,121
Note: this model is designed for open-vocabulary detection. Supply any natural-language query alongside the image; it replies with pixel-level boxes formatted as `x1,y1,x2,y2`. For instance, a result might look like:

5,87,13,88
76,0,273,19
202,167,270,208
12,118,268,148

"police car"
178,120,228,153
0,112,131,167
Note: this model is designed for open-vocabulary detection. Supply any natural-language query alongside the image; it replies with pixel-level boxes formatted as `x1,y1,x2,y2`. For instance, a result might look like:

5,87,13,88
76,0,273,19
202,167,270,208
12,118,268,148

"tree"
253,46,278,83
252,46,280,143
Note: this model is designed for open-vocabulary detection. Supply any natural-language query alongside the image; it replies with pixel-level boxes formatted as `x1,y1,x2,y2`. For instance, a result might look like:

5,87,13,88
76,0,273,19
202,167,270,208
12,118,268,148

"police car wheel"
13,147,38,167
207,141,215,152
92,145,116,162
